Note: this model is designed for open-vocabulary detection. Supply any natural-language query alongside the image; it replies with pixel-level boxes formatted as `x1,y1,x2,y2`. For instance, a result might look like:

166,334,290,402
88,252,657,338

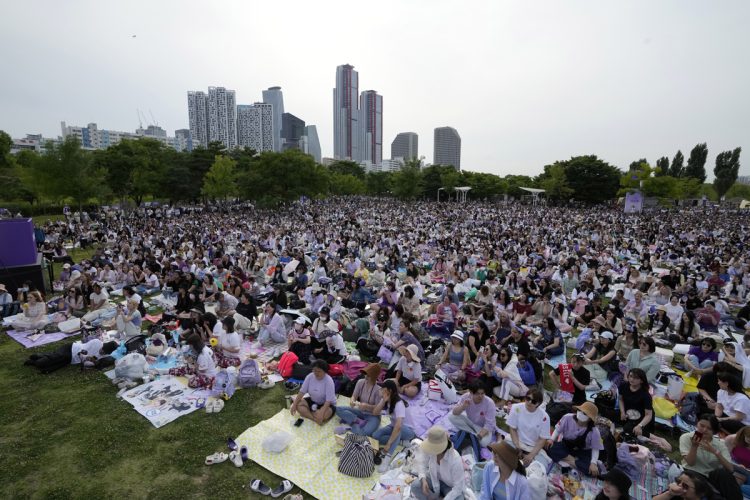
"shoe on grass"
271,480,293,498
249,479,271,495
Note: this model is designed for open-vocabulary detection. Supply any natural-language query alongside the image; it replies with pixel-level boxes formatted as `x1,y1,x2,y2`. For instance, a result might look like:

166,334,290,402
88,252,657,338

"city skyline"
2,1,749,177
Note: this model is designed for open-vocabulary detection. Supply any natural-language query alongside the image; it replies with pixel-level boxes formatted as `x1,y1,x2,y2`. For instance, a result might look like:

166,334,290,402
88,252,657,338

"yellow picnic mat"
236,397,380,500
672,368,699,393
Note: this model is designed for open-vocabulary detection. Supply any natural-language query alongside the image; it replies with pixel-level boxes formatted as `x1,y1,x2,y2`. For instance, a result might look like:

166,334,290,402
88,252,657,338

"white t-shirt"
388,399,413,427
221,331,241,358
396,357,423,382
197,345,218,377
717,390,750,425
71,339,104,364
145,273,160,288
506,402,551,450
90,289,109,307
325,334,347,356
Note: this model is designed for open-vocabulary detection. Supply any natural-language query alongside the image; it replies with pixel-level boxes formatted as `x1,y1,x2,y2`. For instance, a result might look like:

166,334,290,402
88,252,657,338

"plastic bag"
653,396,678,419
262,431,293,453
526,460,548,500
114,353,148,380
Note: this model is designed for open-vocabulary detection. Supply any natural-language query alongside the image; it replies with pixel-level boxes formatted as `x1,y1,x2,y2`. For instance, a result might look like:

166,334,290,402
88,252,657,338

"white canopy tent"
455,186,472,203
519,187,545,205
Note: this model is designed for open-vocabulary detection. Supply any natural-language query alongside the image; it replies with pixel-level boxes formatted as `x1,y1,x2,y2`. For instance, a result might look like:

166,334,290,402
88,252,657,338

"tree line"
0,130,743,209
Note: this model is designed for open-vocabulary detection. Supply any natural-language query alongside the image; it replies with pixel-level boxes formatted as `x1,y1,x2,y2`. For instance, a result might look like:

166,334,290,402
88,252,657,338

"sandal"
282,495,302,500
204,452,229,465
271,480,293,498
227,437,238,451
205,401,215,413
214,399,225,413
249,479,272,495
240,445,249,462
229,450,244,468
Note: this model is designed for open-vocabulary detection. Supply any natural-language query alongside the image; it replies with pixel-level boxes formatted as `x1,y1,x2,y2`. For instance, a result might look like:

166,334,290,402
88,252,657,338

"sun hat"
600,331,614,340
574,401,599,421
404,344,421,362
420,426,450,455
360,363,382,380
488,440,521,470
0,283,6,292
63,263,71,269
451,330,465,342
294,316,306,325
656,305,667,312
592,316,607,327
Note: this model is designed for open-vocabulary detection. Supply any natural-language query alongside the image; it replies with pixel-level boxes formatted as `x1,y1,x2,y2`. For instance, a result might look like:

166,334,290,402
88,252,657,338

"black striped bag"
338,433,374,478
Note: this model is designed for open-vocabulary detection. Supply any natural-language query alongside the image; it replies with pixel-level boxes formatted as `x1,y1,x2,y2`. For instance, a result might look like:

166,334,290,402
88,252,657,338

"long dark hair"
718,372,746,395
381,380,407,413
678,310,697,337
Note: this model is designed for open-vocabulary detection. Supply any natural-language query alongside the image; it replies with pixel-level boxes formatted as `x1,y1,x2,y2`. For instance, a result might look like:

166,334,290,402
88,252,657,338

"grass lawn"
0,331,303,499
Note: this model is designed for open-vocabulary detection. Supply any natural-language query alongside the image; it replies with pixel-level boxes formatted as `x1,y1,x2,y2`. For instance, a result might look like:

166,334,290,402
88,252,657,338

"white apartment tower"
236,103,273,152
262,86,284,152
207,86,237,149
333,64,359,160
187,91,209,147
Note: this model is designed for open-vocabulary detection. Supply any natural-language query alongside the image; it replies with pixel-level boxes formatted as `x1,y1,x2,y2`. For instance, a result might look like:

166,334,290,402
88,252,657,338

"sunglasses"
526,396,541,405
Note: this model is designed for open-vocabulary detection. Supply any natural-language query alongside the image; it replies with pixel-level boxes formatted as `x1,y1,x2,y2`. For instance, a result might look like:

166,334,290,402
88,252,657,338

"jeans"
411,477,463,500
547,441,594,474
373,423,416,454
448,412,493,447
335,407,381,436
135,285,160,296
686,354,715,370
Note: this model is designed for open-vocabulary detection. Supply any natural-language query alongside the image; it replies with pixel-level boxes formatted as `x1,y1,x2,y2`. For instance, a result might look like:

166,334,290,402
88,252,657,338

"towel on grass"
6,329,78,348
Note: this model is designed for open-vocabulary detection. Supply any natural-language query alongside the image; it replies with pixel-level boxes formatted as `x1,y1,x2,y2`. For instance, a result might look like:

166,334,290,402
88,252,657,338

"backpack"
213,370,236,399
291,363,312,380
594,390,619,421
278,351,299,378
546,402,574,426
124,334,147,355
338,433,375,478
238,358,261,388
328,363,344,376
679,392,701,426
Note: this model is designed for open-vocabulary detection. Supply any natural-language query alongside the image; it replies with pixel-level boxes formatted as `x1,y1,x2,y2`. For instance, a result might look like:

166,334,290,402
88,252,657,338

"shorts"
303,396,336,413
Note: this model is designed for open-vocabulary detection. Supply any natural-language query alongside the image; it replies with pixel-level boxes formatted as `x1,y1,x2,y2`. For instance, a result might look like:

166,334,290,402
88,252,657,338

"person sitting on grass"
617,368,653,438
547,352,591,405
335,363,383,437
685,338,719,378
546,401,603,477
114,298,142,339
593,468,632,500
214,316,241,368
372,379,417,472
290,359,336,426
448,379,496,448
287,316,313,365
715,372,750,435
479,439,530,500
168,333,217,389
677,415,741,500
506,388,550,466
412,425,466,500
393,344,422,398
82,282,110,323
436,330,470,384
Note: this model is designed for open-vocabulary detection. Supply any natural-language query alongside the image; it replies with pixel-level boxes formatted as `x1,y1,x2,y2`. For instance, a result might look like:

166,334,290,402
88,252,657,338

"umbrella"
278,309,311,324
283,259,299,277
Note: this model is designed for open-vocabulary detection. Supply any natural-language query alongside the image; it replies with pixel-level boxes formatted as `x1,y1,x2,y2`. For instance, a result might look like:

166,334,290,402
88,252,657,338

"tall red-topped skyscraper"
359,90,383,166
333,64,359,160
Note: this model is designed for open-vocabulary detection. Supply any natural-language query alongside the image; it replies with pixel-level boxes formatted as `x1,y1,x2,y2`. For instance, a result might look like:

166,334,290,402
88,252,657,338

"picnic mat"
236,399,381,500
120,377,202,428
6,329,79,348
241,339,288,363
549,460,669,500
400,386,453,438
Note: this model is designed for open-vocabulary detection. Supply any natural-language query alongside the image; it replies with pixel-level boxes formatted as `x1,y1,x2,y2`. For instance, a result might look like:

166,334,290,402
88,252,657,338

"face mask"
576,411,590,422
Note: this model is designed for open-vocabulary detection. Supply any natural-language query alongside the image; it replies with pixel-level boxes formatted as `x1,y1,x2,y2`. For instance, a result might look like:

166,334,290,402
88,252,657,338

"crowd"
4,197,750,499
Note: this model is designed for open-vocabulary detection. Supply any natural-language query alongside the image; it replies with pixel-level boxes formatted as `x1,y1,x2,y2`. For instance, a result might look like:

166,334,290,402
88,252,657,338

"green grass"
0,332,304,499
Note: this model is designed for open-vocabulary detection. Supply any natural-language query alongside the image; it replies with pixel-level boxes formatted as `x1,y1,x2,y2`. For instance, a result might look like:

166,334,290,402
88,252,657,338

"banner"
122,377,202,428
559,363,575,393
624,191,643,213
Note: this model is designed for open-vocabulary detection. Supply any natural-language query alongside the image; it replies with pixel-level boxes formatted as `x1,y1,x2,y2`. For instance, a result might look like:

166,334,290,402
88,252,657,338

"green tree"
628,158,648,171
539,164,573,201
684,143,708,183
95,138,168,206
365,171,392,195
655,156,669,176
713,147,742,200
725,182,750,200
504,175,536,198
237,149,329,205
669,150,684,177
421,165,456,200
0,130,25,201
328,160,365,179
329,173,366,195
548,155,621,203
202,155,238,202
391,164,423,199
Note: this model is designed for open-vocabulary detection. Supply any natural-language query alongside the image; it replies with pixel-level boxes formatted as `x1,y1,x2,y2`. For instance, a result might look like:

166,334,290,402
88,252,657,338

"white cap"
294,316,306,325
600,331,614,340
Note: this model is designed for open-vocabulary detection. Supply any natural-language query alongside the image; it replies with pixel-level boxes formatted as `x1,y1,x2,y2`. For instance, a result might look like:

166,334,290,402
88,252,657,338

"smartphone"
693,431,703,441
629,445,639,453
294,418,304,427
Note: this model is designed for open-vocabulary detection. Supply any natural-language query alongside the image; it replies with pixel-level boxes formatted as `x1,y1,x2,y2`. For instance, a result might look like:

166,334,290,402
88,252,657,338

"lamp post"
437,187,445,202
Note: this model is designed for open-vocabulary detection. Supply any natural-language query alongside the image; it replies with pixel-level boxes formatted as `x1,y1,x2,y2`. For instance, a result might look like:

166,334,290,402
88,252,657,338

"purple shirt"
301,373,336,406
554,413,603,451
458,394,497,432
688,345,719,364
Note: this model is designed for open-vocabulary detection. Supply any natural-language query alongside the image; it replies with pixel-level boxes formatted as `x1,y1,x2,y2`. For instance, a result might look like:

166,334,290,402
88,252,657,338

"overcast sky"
2,0,749,178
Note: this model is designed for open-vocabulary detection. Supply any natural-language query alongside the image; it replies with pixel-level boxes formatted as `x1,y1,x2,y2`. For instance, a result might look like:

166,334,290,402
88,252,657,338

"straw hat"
574,401,599,421
405,344,421,362
592,315,607,327
420,426,450,455
488,440,521,470
360,363,382,380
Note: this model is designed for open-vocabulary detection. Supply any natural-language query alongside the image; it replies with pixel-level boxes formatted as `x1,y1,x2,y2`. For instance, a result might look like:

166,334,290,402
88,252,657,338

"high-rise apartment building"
262,86,284,152
359,90,382,165
391,132,418,161
207,86,237,149
187,91,209,148
236,103,273,152
302,125,321,163
433,126,461,170
281,112,305,150
333,64,359,160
